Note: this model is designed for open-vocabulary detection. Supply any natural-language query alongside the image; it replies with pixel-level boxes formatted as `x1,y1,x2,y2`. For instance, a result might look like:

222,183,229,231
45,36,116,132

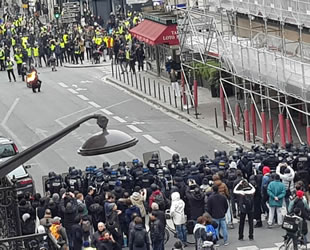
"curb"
106,76,252,149
63,63,110,68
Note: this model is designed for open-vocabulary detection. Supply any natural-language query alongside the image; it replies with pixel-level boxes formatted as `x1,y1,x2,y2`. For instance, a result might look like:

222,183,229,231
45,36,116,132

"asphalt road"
0,64,288,249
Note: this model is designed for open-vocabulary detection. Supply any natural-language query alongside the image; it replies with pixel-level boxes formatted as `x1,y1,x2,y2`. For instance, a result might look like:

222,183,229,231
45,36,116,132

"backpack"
82,220,91,232
206,224,216,241
154,193,166,210
133,230,145,247
262,175,273,199
49,224,60,240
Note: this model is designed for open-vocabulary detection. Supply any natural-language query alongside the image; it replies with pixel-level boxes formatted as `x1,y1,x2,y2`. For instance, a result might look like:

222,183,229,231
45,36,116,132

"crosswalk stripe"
237,246,259,250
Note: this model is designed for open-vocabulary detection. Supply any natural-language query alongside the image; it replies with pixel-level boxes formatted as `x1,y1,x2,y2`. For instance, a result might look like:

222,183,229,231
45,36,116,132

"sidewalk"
64,61,110,68
106,64,254,149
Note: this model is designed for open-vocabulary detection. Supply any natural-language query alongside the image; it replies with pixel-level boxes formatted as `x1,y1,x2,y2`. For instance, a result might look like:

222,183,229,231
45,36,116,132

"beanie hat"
262,166,270,176
296,190,304,199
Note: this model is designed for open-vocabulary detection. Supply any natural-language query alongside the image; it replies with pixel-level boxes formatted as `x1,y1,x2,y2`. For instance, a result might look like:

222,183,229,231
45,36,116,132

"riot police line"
43,143,310,202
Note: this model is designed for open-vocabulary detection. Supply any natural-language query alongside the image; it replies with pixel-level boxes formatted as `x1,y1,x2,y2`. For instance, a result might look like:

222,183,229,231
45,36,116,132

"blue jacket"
267,180,286,207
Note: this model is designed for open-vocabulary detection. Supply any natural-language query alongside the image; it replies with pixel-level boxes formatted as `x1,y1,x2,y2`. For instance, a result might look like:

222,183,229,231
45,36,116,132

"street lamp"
0,113,138,177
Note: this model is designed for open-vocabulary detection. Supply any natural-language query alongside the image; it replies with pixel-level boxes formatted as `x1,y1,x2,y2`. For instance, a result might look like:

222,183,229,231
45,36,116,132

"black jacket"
129,224,150,250
206,192,228,219
186,189,205,220
60,199,78,231
71,223,83,250
150,219,164,243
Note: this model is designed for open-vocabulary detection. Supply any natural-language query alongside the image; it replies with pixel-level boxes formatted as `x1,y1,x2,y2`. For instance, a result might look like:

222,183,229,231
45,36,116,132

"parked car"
0,136,35,195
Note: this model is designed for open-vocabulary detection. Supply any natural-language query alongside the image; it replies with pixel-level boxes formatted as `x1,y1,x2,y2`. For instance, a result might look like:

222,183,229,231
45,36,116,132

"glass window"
0,144,16,158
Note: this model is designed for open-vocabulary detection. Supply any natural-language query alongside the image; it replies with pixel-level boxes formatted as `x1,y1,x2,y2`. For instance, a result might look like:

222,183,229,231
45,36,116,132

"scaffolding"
177,3,310,146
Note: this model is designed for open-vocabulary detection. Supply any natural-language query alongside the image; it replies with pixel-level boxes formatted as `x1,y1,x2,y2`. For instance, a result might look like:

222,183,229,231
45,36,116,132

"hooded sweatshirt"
130,192,146,217
170,192,186,225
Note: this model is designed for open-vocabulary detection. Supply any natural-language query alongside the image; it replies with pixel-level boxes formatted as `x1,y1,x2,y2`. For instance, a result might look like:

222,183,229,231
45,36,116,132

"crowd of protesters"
0,6,145,83
16,142,310,249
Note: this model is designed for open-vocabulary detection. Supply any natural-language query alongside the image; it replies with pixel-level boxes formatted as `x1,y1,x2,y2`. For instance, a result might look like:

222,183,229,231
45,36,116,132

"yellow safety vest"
60,42,65,49
133,16,139,25
6,61,13,70
11,38,16,47
26,47,32,57
14,53,22,64
0,49,5,60
22,37,28,49
63,34,68,44
50,44,55,51
33,47,39,57
126,50,130,60
125,33,132,41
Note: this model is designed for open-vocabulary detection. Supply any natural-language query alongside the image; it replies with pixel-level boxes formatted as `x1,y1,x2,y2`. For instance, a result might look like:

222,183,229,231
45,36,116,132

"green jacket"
267,180,286,207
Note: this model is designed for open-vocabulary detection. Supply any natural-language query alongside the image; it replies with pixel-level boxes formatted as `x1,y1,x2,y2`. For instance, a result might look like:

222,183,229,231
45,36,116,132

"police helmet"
142,167,149,173
266,148,274,155
132,159,139,165
247,152,255,160
181,157,188,164
157,169,164,176
151,152,159,160
190,165,199,174
219,160,226,166
48,171,56,178
119,167,126,175
163,167,170,175
102,162,110,168
172,153,180,162
214,149,221,158
118,161,126,167
176,162,184,170
137,162,144,168
236,146,243,153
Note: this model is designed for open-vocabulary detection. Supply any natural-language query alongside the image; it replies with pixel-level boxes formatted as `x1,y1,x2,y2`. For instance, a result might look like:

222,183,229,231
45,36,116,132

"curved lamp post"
0,113,138,177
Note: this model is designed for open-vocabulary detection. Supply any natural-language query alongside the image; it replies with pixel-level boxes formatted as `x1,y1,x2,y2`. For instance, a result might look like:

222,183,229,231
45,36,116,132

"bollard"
140,76,143,91
138,74,141,89
126,72,129,85
144,80,146,94
231,114,235,136
111,60,114,77
153,80,156,98
168,87,172,105
180,95,183,111
252,122,255,144
135,73,138,88
130,72,134,87
148,78,151,96
115,63,118,79
242,118,246,141
186,94,190,114
162,86,166,102
215,108,218,128
118,66,121,80
174,91,177,108
158,82,161,100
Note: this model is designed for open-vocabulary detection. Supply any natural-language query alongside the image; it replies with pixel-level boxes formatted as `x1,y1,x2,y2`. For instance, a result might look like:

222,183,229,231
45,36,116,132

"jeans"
213,217,228,243
175,224,187,243
239,212,254,239
268,206,283,225
153,239,164,250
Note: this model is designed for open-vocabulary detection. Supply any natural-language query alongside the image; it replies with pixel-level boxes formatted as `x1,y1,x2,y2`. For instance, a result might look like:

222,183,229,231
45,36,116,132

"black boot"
254,221,263,228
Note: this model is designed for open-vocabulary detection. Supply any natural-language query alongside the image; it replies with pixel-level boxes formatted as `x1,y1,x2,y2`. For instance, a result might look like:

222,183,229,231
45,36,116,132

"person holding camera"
288,190,310,244
233,179,256,241
276,162,295,209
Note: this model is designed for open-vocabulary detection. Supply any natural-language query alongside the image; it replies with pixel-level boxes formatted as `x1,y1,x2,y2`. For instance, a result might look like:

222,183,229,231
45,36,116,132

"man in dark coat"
206,185,229,246
185,186,205,221
71,216,83,250
129,216,150,250
233,179,256,241
149,212,164,250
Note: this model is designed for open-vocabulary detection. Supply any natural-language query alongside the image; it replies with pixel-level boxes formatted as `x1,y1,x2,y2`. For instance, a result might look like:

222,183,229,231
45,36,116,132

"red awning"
130,20,179,46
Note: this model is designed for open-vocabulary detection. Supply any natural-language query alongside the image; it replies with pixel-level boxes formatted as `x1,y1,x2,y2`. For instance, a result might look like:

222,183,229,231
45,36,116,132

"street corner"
63,62,110,68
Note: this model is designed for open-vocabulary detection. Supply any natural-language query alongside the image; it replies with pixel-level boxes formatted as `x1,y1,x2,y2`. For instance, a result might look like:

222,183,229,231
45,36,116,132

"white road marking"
35,128,48,139
68,88,78,94
160,146,178,155
88,101,101,108
143,135,160,144
236,246,259,250
113,116,127,123
105,99,132,109
100,109,113,115
72,84,78,88
58,82,68,88
77,94,89,101
76,88,87,91
127,125,142,133
1,98,20,126
55,106,93,122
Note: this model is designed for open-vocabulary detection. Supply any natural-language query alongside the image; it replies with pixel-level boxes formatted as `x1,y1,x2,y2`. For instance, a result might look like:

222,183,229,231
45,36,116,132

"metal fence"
203,0,310,28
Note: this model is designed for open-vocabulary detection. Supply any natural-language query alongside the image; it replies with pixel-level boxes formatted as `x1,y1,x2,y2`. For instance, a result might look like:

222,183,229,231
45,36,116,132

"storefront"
130,11,180,77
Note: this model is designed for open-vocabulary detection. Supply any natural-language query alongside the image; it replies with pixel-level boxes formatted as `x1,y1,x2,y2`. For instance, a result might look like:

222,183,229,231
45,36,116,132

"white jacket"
276,163,295,192
170,192,186,225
